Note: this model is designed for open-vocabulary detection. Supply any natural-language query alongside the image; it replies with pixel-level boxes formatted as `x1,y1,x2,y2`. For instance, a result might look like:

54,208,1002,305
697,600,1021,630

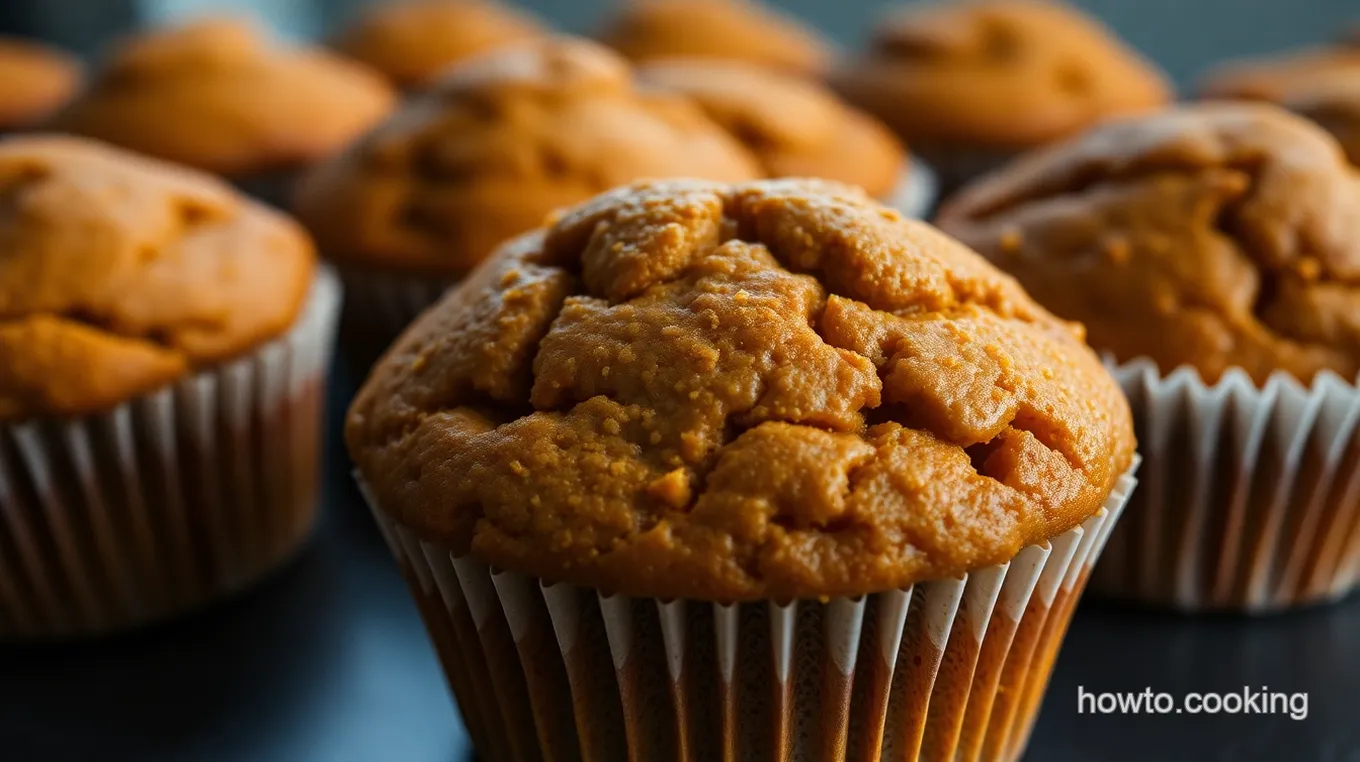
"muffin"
331,0,545,90
637,59,936,217
832,0,1171,193
348,178,1137,761
0,135,341,639
598,0,832,76
294,37,760,371
0,37,81,130
49,17,395,203
1199,42,1360,166
937,103,1360,612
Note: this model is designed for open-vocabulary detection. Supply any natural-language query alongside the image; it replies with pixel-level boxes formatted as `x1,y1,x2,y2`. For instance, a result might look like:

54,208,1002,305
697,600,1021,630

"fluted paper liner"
336,264,451,372
0,267,342,640
885,159,937,220
1095,359,1360,612
364,462,1135,762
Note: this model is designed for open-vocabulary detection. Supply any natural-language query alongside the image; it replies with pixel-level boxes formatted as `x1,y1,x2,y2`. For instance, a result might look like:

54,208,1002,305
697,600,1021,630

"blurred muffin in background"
598,0,833,76
637,59,935,216
832,0,1171,192
294,37,761,370
937,103,1360,612
331,0,545,90
1199,36,1360,165
49,17,395,202
0,37,80,130
0,135,340,639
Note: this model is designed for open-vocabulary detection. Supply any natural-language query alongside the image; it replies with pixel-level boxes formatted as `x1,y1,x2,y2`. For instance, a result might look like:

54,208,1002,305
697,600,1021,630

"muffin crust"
598,0,832,76
50,18,395,178
332,0,544,90
832,0,1170,149
295,38,761,277
937,103,1360,384
0,37,80,130
638,60,906,198
0,136,317,420
347,178,1134,601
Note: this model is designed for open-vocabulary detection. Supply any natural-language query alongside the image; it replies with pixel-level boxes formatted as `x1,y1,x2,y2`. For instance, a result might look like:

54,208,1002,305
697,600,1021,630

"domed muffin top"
50,18,395,177
0,136,316,421
831,0,1170,149
347,178,1134,601
332,0,545,90
637,60,906,199
597,0,832,76
937,103,1360,384
294,38,761,276
0,36,80,130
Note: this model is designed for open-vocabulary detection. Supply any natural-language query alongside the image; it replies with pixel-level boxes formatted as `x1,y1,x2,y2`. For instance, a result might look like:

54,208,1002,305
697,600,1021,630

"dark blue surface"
2,371,1359,761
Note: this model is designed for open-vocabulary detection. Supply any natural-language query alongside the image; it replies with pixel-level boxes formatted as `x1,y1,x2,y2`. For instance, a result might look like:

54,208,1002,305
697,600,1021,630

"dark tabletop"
2,368,1359,762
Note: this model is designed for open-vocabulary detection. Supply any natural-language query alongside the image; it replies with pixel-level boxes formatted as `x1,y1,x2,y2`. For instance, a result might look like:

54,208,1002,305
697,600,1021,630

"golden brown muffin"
0,135,317,421
1278,79,1360,166
347,178,1135,601
49,18,395,179
637,60,906,199
332,0,545,90
0,37,81,130
295,37,761,277
832,0,1171,151
937,103,1360,385
598,0,833,76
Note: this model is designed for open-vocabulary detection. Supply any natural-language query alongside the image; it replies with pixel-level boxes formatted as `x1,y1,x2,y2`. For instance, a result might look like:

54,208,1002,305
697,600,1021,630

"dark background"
2,2,1360,761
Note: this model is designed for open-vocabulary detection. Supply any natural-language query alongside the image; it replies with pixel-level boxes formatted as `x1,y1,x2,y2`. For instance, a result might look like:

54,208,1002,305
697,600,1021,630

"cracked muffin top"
831,0,1170,149
597,0,832,77
49,18,395,178
936,103,1360,385
0,136,317,421
347,178,1134,601
294,38,761,277
332,0,545,90
637,60,906,199
1199,44,1360,167
0,37,80,130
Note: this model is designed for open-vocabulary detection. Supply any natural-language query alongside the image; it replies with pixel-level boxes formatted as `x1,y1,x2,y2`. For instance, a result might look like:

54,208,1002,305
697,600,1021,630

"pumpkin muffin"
637,59,934,215
598,0,833,76
49,17,395,199
0,135,341,638
832,0,1171,191
294,37,760,370
937,103,1360,611
1199,42,1360,166
0,37,80,130
331,0,545,90
350,177,1136,761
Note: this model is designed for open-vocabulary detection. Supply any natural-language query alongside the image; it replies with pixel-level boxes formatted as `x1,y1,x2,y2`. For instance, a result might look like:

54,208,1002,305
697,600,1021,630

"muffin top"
0,136,317,421
1199,45,1360,167
637,60,906,199
294,38,761,277
0,37,81,130
49,18,396,178
597,0,832,77
332,0,545,90
831,0,1171,149
347,178,1134,601
937,103,1360,385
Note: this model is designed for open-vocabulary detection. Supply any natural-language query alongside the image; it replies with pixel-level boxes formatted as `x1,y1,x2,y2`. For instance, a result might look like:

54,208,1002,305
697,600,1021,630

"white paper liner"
335,264,452,372
1095,359,1360,613
884,157,938,220
0,267,342,640
365,462,1135,762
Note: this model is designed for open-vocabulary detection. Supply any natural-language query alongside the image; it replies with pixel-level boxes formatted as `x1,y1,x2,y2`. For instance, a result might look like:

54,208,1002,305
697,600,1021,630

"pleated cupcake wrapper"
0,267,342,640
336,264,452,372
885,158,937,221
1095,359,1360,613
362,462,1134,762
